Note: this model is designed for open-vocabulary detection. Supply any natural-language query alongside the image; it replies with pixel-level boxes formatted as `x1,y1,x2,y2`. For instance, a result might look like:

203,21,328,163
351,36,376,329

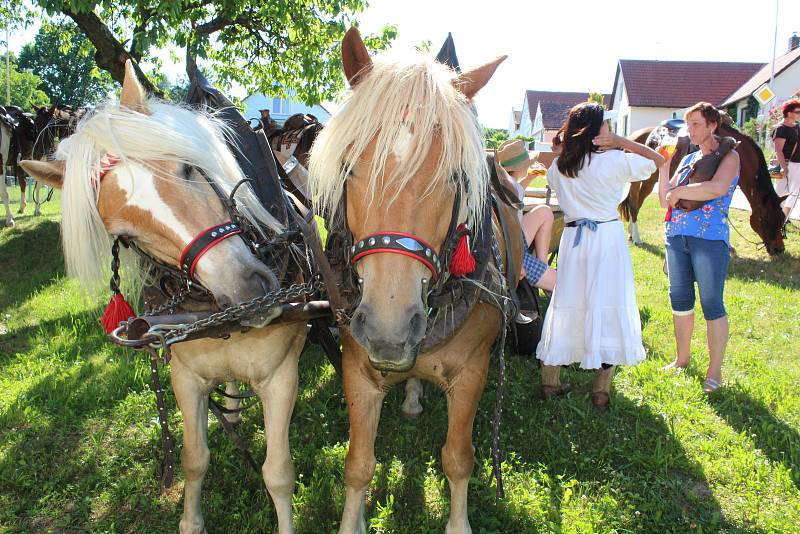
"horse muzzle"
349,302,427,373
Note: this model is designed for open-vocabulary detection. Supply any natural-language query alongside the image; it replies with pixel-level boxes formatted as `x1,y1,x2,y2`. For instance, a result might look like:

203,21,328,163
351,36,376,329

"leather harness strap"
179,221,243,281
350,231,442,281
95,153,247,284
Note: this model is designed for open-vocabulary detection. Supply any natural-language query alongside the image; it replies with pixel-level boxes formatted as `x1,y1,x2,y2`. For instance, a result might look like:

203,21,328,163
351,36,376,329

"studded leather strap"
350,232,442,281
179,221,243,280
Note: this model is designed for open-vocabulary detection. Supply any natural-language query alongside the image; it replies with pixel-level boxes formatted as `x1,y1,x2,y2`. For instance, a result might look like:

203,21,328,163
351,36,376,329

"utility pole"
5,0,10,106
763,0,780,147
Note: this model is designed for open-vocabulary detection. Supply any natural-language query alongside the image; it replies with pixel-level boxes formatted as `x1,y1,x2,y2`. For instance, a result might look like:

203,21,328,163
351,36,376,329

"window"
272,97,282,114
672,112,677,119
623,115,629,136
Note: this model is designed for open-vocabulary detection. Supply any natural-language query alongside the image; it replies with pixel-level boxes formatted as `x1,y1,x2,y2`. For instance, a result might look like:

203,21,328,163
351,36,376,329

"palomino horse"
619,117,786,255
309,29,519,533
267,111,429,418
22,62,306,534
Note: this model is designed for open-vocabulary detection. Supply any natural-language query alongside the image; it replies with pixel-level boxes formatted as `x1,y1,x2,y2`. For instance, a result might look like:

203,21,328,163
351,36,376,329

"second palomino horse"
309,28,520,533
22,62,307,534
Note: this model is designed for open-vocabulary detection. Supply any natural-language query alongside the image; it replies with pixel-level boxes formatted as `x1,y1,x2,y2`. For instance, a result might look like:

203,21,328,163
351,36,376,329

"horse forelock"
55,100,282,293
308,57,488,227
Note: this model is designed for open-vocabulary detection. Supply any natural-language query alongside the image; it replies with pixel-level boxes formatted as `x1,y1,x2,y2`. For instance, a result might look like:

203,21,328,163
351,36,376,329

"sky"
7,0,800,128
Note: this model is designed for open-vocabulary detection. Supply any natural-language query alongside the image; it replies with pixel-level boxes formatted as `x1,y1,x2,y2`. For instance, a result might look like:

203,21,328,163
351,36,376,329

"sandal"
702,378,722,394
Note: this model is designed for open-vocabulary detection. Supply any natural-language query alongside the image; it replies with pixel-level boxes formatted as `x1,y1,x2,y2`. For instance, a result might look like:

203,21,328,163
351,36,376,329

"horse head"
20,60,282,309
716,122,785,255
309,28,505,372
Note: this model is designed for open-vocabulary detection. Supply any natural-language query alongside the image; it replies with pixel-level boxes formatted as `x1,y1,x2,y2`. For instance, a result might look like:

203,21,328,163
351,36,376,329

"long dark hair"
556,102,605,178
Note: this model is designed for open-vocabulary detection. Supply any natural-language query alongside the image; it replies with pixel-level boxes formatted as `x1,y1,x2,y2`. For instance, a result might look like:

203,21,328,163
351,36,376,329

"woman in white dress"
536,102,665,408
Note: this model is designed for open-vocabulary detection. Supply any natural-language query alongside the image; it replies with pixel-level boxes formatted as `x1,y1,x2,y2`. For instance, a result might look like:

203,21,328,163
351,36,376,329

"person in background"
535,102,665,407
496,139,556,292
659,102,739,394
772,99,800,221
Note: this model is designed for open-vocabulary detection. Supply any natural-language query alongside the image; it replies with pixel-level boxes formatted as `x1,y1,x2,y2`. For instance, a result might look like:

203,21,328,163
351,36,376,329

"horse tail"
618,194,632,222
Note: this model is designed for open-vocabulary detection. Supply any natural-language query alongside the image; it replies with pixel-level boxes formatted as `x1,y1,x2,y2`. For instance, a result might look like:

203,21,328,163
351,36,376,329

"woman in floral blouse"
658,102,740,394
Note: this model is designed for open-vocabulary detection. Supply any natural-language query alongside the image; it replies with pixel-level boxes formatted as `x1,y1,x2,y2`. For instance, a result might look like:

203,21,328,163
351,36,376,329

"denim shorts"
665,235,730,320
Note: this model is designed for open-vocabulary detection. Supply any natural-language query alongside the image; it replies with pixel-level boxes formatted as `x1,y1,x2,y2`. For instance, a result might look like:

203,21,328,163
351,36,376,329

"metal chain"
146,277,322,348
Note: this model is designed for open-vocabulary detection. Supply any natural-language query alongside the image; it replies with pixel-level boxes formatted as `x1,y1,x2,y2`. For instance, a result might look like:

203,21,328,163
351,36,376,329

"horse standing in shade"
309,29,519,533
0,106,16,226
22,62,306,534
619,116,786,255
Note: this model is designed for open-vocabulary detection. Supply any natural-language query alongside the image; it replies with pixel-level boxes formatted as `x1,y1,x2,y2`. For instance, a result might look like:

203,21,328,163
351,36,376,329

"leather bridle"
97,153,296,303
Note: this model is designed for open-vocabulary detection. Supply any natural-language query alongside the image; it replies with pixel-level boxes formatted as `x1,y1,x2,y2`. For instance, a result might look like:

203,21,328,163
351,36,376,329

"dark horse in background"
619,112,786,255
0,104,83,222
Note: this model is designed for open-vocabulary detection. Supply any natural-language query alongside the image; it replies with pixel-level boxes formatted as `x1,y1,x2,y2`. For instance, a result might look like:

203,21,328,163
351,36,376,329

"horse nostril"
216,294,234,309
407,309,426,347
351,309,368,339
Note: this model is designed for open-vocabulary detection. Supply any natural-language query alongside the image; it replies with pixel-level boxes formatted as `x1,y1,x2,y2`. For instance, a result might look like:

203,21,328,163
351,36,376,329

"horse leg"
254,351,300,534
32,181,42,216
629,220,641,246
400,378,424,418
442,355,490,534
339,351,385,534
0,176,14,227
16,169,26,214
222,381,242,425
171,361,211,534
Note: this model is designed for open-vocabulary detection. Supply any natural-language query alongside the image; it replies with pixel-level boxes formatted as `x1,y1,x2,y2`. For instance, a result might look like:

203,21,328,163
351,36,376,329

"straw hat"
497,139,534,172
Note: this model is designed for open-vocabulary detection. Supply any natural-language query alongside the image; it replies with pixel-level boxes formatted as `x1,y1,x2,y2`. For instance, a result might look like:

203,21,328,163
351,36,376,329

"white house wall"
629,107,683,134
242,92,330,125
518,97,533,137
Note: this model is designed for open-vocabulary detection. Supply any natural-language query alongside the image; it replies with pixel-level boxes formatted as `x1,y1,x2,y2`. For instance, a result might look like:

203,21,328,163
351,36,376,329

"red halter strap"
350,231,441,281
179,222,243,281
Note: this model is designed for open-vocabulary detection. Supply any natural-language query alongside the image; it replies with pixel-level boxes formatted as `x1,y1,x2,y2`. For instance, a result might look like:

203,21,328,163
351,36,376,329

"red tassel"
102,292,136,334
449,223,476,276
664,207,673,222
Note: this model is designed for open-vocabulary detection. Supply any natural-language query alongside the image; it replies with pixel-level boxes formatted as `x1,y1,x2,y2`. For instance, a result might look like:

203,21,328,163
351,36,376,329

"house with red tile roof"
722,34,800,126
609,58,763,136
509,90,610,148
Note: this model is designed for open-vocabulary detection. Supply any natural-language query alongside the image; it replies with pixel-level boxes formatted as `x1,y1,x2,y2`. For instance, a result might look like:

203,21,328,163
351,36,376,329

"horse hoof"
2,219,14,228
34,208,41,216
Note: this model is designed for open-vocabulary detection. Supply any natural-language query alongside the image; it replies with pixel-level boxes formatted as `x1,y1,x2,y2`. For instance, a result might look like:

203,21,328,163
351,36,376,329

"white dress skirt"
535,220,646,368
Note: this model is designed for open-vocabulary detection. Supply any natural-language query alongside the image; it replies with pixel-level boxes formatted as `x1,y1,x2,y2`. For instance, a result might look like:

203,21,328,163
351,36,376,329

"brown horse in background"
619,116,786,255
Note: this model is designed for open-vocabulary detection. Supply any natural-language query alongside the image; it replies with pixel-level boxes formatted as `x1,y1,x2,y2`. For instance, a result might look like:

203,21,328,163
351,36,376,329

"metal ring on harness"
350,231,442,281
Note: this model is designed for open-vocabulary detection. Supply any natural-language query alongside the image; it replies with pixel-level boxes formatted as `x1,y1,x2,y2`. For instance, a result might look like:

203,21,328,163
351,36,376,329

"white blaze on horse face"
112,162,195,245
392,121,415,160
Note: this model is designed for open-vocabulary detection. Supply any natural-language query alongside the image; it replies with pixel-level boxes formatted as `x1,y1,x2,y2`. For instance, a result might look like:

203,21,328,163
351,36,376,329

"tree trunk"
63,8,163,97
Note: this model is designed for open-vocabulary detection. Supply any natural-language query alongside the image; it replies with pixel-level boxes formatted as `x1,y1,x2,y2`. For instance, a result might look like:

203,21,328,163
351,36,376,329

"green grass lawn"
1,183,799,533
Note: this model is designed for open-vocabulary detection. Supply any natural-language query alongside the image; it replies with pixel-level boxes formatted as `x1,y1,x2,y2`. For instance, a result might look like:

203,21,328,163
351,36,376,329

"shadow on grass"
708,387,800,491
633,235,800,290
0,219,64,309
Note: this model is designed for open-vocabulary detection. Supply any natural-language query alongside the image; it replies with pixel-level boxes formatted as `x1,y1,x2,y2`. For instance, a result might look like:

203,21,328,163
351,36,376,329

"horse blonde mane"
308,57,487,225
56,100,282,294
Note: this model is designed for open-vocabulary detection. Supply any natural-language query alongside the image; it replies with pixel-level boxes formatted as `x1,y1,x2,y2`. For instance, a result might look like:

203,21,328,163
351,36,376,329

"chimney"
790,32,800,52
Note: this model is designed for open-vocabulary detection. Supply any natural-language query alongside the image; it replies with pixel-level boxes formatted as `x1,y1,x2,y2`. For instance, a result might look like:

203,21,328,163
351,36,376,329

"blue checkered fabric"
522,248,548,286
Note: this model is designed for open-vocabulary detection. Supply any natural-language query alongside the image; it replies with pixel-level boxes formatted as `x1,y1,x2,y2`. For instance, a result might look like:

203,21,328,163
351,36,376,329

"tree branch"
63,8,163,97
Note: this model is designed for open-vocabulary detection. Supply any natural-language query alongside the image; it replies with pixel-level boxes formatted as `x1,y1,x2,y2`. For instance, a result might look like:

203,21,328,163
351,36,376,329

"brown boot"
541,364,571,399
592,366,616,409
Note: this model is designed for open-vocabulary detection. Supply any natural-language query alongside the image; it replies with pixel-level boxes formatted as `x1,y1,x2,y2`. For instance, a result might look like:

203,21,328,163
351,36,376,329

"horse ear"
453,55,508,100
342,27,372,87
779,194,789,204
20,160,65,189
120,59,149,114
